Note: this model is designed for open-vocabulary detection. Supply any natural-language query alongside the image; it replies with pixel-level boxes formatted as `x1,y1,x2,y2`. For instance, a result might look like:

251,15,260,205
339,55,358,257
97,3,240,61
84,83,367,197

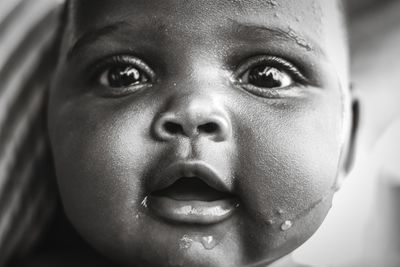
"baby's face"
49,0,352,266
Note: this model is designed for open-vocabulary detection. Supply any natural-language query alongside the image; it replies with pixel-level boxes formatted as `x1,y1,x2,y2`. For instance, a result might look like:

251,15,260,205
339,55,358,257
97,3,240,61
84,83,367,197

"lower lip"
147,196,238,225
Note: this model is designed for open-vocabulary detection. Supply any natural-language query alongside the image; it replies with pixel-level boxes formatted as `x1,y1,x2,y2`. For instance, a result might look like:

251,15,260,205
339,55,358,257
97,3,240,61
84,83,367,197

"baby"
47,0,358,266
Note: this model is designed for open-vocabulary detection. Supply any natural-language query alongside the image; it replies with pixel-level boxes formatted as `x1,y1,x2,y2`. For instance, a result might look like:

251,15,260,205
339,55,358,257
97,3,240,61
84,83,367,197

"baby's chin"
90,212,244,267
74,189,334,267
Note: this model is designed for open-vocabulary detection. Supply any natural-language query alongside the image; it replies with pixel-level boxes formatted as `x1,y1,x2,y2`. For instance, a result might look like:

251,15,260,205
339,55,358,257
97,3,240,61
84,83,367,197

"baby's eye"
241,65,292,89
100,65,149,88
235,56,308,98
94,55,155,96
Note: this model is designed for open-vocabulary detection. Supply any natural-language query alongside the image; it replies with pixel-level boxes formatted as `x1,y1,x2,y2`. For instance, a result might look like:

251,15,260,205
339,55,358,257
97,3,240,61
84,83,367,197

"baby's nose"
153,96,232,142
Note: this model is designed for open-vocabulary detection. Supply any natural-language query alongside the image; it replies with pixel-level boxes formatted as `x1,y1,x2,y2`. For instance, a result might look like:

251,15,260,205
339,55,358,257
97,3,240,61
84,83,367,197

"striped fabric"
0,0,63,265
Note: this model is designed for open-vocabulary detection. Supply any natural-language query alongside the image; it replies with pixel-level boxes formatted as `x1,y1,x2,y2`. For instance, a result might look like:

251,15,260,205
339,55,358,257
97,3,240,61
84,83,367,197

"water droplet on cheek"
280,220,293,231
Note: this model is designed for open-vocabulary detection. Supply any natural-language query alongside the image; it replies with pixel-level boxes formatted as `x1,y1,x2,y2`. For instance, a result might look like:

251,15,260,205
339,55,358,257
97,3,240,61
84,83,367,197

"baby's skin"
48,0,356,266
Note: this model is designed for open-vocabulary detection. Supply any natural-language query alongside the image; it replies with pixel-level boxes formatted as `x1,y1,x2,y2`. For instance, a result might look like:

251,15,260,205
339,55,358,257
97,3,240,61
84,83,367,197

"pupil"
248,66,282,88
108,66,141,87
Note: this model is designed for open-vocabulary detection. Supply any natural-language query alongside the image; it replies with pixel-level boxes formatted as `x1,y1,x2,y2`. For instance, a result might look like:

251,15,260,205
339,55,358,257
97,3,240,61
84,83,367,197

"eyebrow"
66,21,128,61
229,21,325,57
66,19,326,62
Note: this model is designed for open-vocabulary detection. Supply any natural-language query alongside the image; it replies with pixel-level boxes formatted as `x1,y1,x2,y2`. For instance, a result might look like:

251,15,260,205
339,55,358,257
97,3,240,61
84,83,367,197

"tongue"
152,178,231,201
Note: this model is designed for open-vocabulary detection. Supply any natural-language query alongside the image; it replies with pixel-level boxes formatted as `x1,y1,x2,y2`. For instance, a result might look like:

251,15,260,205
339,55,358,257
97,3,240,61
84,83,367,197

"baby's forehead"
68,0,341,37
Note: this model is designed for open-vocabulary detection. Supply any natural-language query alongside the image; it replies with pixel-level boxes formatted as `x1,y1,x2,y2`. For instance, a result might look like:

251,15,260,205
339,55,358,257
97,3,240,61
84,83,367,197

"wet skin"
48,0,355,266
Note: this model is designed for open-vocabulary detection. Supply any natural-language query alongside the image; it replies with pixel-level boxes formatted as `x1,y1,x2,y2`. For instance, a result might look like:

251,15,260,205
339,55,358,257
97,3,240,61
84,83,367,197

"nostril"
198,122,219,134
164,121,184,135
154,112,230,141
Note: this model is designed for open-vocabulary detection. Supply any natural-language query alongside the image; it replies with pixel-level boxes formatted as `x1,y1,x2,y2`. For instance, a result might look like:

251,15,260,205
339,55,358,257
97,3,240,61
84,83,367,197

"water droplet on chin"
180,235,193,250
281,220,293,231
179,234,220,250
201,236,217,250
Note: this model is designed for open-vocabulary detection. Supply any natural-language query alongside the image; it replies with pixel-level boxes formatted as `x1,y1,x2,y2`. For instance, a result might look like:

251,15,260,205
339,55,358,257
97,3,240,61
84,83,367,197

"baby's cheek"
238,112,340,215
49,99,157,249
232,96,342,257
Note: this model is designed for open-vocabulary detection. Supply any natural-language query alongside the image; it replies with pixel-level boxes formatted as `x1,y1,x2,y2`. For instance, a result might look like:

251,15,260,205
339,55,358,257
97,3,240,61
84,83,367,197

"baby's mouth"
148,177,238,225
152,178,233,201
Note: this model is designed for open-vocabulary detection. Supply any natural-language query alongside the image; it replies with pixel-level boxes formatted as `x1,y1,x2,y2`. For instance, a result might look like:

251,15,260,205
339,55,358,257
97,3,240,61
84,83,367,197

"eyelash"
88,54,308,98
90,55,155,96
233,55,309,98
235,56,308,85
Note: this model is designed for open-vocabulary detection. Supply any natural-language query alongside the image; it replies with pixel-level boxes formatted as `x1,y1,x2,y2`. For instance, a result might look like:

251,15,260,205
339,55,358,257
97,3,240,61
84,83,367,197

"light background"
295,1,400,266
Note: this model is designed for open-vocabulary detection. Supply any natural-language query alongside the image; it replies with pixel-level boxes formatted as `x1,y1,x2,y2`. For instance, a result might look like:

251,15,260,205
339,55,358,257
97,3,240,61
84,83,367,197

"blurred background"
0,0,399,266
295,0,400,266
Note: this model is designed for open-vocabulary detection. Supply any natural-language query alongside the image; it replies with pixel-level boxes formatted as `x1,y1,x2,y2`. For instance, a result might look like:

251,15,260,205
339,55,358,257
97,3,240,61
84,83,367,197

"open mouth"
148,176,238,225
152,178,233,201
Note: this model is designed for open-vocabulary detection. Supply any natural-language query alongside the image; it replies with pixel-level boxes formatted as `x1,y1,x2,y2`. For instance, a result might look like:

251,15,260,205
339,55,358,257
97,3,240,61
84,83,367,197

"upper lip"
148,161,233,195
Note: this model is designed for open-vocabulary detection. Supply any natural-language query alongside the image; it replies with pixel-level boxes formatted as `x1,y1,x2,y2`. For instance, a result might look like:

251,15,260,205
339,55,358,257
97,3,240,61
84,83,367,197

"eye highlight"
94,55,155,97
235,56,308,98
245,66,292,88
100,65,147,88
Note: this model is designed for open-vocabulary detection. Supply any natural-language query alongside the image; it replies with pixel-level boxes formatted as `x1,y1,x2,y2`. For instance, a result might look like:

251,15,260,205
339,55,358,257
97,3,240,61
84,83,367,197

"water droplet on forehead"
275,209,284,216
281,220,293,231
287,27,313,52
267,0,278,7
